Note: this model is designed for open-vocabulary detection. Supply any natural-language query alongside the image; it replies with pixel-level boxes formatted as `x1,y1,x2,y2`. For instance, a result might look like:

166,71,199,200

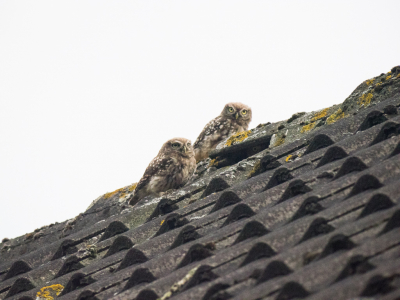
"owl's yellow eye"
228,107,234,113
187,143,191,147
242,110,247,115
171,143,180,149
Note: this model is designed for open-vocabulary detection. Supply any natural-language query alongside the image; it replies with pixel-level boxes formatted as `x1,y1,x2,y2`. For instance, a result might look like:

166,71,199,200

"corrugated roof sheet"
1,67,400,300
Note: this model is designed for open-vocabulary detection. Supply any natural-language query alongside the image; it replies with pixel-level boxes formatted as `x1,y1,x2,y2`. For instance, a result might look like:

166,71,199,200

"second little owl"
194,102,252,161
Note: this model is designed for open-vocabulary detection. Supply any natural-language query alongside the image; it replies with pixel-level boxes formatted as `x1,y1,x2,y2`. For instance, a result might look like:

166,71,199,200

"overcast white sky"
1,1,399,239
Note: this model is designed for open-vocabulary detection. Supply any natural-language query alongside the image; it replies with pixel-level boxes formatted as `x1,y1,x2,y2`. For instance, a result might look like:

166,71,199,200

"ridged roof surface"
1,67,400,300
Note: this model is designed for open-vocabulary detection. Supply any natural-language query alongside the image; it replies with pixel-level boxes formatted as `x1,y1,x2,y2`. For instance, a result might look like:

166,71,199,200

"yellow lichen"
37,284,64,300
386,75,392,80
301,122,316,133
225,130,251,146
209,158,218,167
285,155,292,162
397,73,400,79
273,135,286,147
104,187,124,199
105,183,137,200
160,220,165,225
311,108,329,122
326,108,345,125
366,78,375,86
248,160,261,178
127,183,137,192
119,183,137,199
358,93,373,107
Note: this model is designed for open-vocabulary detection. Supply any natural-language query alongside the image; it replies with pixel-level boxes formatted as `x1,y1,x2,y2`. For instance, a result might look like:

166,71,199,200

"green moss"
225,130,251,146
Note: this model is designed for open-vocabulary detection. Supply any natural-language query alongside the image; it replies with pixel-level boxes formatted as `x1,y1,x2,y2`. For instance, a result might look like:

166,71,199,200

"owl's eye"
171,143,180,149
242,109,247,115
228,107,234,113
187,143,191,147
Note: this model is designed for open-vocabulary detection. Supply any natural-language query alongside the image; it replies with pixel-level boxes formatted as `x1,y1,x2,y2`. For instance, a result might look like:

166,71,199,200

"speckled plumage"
129,138,196,206
194,102,252,161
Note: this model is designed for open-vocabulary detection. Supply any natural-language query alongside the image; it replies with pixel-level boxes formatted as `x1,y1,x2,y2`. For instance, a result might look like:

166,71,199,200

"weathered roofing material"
1,67,400,300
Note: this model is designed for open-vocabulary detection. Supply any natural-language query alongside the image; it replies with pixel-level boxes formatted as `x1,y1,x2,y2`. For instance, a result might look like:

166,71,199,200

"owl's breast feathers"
130,152,195,206
135,156,175,192
194,116,230,147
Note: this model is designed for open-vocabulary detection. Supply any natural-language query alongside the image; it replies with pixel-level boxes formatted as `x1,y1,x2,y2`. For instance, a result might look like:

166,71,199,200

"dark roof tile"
3,72,400,300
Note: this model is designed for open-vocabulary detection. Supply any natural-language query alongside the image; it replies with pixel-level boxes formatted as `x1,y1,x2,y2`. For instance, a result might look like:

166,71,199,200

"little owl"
129,137,196,206
194,102,252,161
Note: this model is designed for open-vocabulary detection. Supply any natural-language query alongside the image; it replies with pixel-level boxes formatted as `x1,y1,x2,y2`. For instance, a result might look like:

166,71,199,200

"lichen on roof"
300,108,329,133
247,160,261,178
326,108,345,125
104,182,137,200
358,92,373,107
366,78,375,86
36,284,64,300
208,158,218,167
310,108,329,122
104,187,124,199
300,122,317,133
224,130,251,146
272,134,286,147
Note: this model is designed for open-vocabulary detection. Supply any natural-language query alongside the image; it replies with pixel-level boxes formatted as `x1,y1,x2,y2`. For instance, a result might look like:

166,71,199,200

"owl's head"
162,137,194,157
221,102,252,126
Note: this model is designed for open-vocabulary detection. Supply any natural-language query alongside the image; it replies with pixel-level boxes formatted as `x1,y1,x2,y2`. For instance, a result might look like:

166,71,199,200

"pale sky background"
1,1,399,239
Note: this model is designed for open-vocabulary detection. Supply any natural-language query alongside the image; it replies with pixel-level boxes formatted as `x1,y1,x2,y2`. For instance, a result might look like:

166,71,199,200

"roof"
1,66,400,300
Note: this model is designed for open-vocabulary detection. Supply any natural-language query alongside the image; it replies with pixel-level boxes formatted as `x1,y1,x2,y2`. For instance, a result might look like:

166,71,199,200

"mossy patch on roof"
366,78,375,86
104,188,124,199
358,93,373,107
326,108,345,125
273,135,286,147
209,158,218,167
104,183,137,199
300,108,329,133
225,130,251,146
127,183,137,192
36,284,64,300
311,108,329,122
301,122,317,133
247,160,261,178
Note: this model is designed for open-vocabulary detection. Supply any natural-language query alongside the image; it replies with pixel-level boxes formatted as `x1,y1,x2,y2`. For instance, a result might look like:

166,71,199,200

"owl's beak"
235,112,239,119
183,146,188,153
